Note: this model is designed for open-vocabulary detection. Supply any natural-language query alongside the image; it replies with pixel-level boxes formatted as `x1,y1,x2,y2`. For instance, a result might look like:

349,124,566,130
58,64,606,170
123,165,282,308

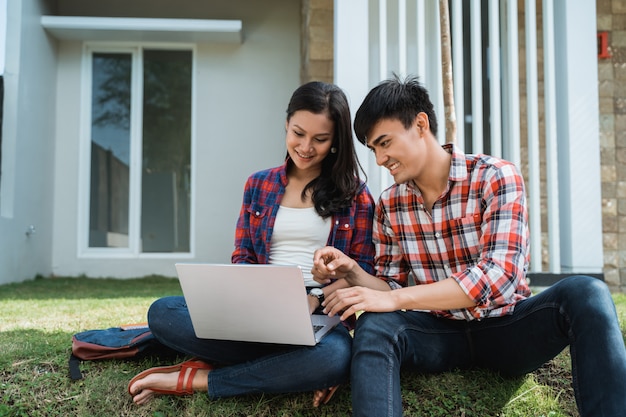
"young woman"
128,81,375,407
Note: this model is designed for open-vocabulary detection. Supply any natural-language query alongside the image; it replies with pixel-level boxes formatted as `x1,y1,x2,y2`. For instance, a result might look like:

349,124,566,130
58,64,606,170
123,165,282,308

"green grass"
1,276,624,417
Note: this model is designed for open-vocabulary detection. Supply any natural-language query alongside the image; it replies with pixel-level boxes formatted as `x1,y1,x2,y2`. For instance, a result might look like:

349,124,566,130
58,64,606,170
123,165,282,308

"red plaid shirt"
375,144,531,320
232,162,376,275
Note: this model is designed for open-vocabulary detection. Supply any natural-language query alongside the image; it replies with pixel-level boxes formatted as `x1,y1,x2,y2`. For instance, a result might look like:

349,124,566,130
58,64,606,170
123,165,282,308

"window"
86,48,192,254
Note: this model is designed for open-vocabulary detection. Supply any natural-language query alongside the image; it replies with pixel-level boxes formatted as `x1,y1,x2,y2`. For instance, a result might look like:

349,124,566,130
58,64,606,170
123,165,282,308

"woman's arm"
231,178,259,264
345,184,377,274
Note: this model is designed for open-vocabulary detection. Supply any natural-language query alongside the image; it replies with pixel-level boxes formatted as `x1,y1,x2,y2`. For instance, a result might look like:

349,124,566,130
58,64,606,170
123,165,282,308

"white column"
525,0,543,272
469,0,483,154
424,0,443,137
543,0,561,273
502,0,521,168
554,0,603,273
487,0,501,158
334,0,380,195
451,0,464,150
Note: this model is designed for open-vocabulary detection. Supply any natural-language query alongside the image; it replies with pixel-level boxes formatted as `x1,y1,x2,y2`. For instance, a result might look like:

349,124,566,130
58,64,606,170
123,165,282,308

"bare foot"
129,367,210,405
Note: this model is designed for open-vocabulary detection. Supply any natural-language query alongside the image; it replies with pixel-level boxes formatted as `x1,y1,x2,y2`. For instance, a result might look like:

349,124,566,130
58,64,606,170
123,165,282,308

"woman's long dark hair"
286,81,364,218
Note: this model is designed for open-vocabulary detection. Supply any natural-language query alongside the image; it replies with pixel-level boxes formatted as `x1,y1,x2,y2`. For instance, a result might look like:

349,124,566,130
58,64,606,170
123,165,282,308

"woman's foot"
128,359,212,405
312,385,339,407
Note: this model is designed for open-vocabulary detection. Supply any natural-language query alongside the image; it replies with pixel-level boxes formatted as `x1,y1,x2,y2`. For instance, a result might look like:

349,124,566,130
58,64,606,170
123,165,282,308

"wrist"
343,262,362,285
308,287,325,307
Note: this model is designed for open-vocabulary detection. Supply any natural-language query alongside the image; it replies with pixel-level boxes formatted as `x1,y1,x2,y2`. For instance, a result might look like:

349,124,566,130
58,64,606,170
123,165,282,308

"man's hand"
322,286,398,321
311,246,358,285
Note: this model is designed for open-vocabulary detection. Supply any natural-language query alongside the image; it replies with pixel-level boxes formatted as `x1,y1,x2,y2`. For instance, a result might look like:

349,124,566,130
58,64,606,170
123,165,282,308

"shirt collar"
445,143,469,183
279,158,290,187
404,143,467,192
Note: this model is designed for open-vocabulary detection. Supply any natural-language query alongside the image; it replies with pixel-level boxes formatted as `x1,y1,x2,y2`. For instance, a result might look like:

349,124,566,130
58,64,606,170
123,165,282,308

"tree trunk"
439,0,457,144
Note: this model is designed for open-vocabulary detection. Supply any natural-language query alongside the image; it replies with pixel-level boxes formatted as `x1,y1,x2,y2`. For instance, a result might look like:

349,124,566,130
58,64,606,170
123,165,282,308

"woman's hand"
307,293,321,314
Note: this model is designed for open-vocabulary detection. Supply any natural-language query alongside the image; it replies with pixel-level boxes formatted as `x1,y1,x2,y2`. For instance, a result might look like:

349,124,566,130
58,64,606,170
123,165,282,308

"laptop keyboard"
313,324,324,333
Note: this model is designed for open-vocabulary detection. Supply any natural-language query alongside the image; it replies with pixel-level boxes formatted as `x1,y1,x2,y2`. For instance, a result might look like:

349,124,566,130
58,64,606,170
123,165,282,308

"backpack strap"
69,353,83,381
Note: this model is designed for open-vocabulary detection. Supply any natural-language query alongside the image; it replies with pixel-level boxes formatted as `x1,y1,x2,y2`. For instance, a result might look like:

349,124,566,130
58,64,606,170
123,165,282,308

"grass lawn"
1,276,624,417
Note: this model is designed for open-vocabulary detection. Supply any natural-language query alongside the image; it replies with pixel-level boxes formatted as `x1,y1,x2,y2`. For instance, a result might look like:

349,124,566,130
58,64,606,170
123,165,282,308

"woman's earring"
331,147,337,154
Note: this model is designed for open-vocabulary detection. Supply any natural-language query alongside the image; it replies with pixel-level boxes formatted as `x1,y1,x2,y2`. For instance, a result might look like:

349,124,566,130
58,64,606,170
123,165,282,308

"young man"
312,76,626,417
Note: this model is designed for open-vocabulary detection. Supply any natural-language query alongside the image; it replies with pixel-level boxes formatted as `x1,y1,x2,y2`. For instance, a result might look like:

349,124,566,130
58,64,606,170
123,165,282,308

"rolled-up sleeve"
451,163,531,318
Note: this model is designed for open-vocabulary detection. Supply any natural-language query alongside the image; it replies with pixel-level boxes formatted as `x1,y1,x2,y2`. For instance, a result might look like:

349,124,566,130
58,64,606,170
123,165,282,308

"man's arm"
312,246,476,320
312,246,390,290
323,277,476,321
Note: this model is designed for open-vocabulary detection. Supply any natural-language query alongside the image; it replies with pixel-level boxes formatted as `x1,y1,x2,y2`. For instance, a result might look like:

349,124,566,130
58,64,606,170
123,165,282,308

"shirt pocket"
247,204,268,233
331,217,353,245
447,212,483,264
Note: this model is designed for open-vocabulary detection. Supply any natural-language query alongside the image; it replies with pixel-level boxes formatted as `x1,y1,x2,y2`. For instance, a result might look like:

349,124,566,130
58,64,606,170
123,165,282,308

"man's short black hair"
353,74,438,145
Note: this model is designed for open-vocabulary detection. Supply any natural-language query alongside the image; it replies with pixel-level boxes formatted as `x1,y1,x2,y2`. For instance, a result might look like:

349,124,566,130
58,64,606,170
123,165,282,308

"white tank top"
269,206,332,287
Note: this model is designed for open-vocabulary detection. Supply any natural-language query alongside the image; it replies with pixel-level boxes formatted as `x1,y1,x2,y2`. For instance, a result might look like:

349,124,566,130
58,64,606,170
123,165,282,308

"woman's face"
285,110,334,176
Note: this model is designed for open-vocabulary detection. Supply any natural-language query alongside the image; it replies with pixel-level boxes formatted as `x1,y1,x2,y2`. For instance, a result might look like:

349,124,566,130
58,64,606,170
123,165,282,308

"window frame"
77,42,196,259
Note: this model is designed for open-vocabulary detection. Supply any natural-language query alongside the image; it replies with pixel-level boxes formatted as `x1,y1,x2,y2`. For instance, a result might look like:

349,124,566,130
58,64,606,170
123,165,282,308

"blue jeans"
351,276,626,417
147,296,351,399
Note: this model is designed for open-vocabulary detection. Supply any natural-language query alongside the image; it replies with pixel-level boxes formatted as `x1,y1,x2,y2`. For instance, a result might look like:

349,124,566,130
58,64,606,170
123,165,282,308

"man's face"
366,117,425,184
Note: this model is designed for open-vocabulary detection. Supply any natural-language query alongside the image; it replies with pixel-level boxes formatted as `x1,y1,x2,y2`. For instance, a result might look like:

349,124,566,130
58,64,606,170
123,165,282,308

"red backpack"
69,323,164,380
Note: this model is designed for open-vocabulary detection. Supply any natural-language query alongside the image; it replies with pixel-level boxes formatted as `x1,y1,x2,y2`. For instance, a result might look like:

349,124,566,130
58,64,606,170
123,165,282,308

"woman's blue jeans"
351,275,626,417
147,295,351,399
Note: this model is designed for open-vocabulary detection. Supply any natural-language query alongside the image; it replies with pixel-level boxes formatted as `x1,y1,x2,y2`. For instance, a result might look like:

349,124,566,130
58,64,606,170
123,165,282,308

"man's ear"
414,112,430,133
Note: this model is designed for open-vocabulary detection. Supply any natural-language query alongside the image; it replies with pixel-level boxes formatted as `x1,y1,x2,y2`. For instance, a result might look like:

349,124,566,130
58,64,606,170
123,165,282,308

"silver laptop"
175,263,341,346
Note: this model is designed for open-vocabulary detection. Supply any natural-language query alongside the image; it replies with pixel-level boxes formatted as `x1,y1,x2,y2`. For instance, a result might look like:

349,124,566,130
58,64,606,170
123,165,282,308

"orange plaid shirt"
375,144,531,320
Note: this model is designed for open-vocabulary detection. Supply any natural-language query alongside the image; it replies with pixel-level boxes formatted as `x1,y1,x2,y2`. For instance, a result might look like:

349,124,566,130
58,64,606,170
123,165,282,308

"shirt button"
344,224,350,228
435,232,440,238
255,211,260,216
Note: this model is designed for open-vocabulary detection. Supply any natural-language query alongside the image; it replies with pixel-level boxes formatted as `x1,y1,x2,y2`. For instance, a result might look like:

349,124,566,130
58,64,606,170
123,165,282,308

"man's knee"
558,275,610,301
352,311,407,354
556,275,615,318
354,311,395,336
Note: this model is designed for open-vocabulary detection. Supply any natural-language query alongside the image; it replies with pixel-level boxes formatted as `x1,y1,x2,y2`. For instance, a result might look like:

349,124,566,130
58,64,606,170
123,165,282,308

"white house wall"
0,0,56,284
49,1,300,278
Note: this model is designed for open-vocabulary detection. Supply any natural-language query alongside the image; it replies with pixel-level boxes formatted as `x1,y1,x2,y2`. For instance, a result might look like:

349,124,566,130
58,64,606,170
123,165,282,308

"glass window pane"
141,50,192,252
89,53,131,248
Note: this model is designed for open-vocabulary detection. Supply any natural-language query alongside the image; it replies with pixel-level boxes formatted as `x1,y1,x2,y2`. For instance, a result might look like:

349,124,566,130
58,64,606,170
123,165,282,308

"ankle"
192,369,210,391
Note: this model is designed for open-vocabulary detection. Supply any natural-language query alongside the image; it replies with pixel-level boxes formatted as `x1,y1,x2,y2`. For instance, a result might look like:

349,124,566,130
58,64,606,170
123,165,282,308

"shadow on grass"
0,276,182,300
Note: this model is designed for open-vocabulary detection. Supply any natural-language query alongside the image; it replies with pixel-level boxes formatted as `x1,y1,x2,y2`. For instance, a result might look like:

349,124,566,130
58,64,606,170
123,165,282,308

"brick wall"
598,0,626,291
301,0,334,83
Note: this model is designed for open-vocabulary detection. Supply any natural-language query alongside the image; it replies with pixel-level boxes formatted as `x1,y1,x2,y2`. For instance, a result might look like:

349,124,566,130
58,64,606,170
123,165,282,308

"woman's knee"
148,295,184,314
147,296,188,333
324,325,353,359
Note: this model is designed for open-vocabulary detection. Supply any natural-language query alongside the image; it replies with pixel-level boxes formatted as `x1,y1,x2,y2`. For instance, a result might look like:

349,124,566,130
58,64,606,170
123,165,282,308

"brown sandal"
128,359,213,396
